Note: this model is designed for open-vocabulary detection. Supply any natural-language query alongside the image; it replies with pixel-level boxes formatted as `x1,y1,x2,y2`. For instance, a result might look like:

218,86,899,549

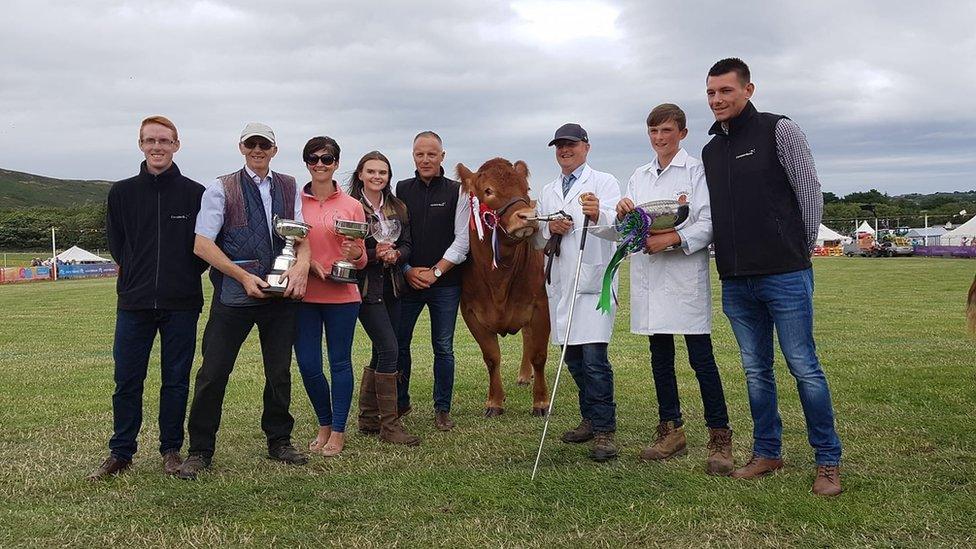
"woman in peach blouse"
293,136,366,457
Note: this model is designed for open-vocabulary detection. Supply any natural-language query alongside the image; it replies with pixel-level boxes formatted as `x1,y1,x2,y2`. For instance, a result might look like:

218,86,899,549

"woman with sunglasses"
293,136,367,457
348,151,420,446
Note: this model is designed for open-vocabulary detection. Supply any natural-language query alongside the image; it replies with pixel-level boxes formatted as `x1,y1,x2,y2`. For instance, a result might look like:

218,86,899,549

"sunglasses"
242,138,274,150
305,153,337,166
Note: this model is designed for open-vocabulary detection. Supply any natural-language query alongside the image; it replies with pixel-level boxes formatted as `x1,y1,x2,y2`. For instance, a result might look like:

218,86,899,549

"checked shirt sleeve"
775,119,823,251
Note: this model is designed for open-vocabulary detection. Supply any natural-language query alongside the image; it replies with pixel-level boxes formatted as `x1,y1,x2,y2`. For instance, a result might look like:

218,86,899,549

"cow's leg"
522,298,551,417
461,306,506,417
516,331,533,386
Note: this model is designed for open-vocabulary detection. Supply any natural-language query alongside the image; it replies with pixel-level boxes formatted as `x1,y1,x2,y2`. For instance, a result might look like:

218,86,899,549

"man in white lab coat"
533,123,621,462
613,104,734,475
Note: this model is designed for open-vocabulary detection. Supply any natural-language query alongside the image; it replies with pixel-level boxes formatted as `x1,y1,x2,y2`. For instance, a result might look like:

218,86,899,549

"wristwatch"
432,266,443,278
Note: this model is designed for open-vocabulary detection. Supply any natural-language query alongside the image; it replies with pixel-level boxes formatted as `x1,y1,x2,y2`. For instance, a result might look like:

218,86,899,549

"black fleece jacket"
106,162,207,310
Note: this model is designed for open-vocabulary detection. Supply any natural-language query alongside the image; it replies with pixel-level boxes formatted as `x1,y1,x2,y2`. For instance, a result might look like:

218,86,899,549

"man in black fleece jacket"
88,116,206,481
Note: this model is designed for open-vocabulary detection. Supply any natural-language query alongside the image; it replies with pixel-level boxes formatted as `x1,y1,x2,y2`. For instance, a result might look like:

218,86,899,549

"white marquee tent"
55,245,111,263
816,224,850,245
855,221,875,235
942,216,976,244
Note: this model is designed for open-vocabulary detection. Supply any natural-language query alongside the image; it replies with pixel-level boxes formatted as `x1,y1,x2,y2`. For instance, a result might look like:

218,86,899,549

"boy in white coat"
615,104,734,475
533,123,621,462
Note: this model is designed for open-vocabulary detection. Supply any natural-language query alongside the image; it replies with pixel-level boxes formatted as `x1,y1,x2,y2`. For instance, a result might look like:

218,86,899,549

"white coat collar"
647,148,689,174
550,163,592,204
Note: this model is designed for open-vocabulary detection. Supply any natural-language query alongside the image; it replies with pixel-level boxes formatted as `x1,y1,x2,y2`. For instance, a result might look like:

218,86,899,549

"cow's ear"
514,160,530,179
456,163,475,192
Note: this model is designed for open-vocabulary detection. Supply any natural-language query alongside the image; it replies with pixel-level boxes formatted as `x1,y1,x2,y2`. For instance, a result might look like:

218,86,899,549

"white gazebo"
855,221,875,235
55,245,111,264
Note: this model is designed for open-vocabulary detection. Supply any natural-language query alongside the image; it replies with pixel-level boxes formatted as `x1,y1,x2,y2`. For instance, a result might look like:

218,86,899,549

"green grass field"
1,258,974,547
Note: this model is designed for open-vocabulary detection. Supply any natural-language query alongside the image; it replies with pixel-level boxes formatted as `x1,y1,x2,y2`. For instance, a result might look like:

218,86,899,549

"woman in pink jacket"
293,136,367,457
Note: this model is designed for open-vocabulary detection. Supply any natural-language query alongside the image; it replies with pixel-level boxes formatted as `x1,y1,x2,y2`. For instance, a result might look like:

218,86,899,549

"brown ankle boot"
731,454,784,479
640,421,687,461
705,427,734,476
375,372,420,446
358,368,380,435
812,465,842,496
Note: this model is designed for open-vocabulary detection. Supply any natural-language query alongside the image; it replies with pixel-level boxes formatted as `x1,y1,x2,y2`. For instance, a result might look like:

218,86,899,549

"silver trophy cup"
632,199,690,252
264,215,311,294
331,218,371,283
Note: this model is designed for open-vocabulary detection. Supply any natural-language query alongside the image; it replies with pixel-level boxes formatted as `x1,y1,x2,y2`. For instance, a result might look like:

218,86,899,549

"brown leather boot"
162,451,183,476
731,454,784,479
87,455,131,481
705,427,734,476
590,432,619,462
640,421,687,461
375,372,420,446
358,368,380,435
561,419,594,443
812,465,842,496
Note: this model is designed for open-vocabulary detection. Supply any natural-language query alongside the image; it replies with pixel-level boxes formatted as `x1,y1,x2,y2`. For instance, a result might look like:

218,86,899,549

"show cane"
531,212,591,481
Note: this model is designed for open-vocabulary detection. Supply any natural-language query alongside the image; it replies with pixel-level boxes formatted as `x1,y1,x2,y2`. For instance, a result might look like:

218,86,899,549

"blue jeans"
293,302,360,433
397,284,461,412
564,343,616,433
110,308,199,461
722,268,842,465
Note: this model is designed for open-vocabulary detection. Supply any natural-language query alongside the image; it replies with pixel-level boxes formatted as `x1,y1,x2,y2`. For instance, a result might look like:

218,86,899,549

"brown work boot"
812,465,843,496
434,410,455,432
731,454,784,479
561,419,594,443
375,372,420,446
162,451,183,476
86,455,131,481
639,421,687,461
705,427,734,476
358,367,380,435
590,432,619,462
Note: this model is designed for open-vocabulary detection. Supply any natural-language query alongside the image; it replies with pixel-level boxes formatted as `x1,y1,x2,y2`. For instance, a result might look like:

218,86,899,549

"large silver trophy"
331,218,371,283
636,199,690,251
264,215,312,294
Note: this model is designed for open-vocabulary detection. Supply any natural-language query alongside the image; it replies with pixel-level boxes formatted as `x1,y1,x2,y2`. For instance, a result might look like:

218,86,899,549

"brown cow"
456,158,550,416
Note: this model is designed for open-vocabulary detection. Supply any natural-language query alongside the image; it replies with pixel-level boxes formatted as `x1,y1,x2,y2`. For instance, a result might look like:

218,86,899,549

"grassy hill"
0,168,111,209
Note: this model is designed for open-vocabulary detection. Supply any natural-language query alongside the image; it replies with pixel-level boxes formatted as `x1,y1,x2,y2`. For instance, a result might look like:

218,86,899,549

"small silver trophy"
263,215,312,294
634,199,690,252
330,218,371,283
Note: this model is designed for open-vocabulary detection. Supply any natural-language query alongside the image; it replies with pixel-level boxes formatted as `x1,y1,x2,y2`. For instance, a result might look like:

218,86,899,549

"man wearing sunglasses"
179,122,310,479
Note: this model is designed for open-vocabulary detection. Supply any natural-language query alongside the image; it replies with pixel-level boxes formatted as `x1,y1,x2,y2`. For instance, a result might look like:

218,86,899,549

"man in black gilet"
701,58,842,496
395,131,470,431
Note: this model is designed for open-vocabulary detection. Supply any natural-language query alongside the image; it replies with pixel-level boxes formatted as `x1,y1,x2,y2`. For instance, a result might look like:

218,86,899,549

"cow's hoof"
484,407,505,418
531,407,549,417
516,376,532,386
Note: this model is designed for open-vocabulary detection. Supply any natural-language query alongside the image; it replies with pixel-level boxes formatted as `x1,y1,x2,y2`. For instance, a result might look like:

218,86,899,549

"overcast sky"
1,0,974,196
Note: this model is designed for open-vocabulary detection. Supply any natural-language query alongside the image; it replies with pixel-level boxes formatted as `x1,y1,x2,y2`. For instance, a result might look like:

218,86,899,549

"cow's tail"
968,274,976,335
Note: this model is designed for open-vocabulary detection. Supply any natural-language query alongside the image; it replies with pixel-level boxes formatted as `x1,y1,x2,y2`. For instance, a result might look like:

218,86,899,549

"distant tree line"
822,189,975,233
1,189,973,252
0,203,107,252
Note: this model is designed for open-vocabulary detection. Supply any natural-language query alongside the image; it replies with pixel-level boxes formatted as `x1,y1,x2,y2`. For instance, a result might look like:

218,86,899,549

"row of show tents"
1,245,117,284
817,218,976,247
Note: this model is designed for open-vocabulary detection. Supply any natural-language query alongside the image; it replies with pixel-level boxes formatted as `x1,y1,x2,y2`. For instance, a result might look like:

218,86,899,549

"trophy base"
330,262,358,284
263,272,288,294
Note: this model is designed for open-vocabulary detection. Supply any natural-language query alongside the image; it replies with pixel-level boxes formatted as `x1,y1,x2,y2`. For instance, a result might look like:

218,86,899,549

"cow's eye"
484,188,494,196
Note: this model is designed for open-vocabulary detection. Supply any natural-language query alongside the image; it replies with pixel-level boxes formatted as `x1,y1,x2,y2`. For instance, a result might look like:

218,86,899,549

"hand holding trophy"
330,218,370,283
371,218,401,265
264,215,312,294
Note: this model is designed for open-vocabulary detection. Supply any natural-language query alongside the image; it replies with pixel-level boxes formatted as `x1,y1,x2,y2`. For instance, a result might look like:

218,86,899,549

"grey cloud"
0,0,973,196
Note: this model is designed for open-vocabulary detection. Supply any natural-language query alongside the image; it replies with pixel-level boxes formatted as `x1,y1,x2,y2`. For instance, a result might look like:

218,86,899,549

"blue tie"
562,174,576,197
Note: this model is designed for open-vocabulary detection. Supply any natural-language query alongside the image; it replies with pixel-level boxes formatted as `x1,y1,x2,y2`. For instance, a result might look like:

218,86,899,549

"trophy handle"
674,204,690,227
